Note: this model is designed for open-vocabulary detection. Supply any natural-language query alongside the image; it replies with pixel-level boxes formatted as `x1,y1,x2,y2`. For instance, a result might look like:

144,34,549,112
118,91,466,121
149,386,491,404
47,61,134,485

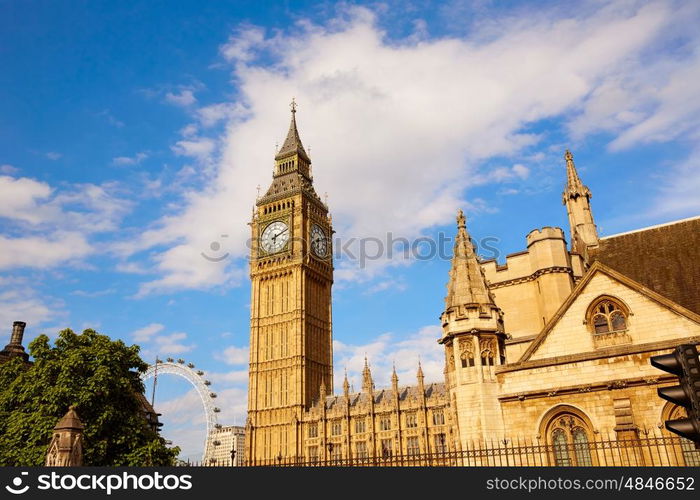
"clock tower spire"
246,101,334,463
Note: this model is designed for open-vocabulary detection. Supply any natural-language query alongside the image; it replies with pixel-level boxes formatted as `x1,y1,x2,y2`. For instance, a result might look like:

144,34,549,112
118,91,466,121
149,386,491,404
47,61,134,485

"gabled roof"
591,215,700,315
517,261,700,363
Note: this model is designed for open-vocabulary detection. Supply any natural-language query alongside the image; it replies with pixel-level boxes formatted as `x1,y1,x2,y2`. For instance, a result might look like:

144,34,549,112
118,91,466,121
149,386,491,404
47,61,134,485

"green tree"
0,328,179,466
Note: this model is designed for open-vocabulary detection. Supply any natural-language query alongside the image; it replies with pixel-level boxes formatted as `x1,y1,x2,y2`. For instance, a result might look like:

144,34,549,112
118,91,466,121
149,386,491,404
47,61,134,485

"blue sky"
2,0,700,459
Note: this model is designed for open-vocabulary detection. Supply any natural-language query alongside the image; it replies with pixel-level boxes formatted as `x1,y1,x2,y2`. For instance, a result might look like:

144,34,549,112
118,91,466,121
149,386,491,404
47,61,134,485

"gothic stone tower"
440,210,507,445
246,102,333,462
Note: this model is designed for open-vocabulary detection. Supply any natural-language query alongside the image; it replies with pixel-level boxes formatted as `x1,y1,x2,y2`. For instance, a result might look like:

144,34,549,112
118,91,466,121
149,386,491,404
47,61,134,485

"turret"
45,406,84,466
439,209,506,444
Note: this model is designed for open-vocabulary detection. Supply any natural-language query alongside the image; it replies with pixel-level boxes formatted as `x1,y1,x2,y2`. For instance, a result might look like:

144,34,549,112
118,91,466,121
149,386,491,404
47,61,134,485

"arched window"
586,297,629,334
541,407,595,466
480,339,495,367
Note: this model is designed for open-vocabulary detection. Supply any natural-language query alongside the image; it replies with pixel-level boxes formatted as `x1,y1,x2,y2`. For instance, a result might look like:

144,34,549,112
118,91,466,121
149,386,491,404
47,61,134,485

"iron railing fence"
223,433,699,467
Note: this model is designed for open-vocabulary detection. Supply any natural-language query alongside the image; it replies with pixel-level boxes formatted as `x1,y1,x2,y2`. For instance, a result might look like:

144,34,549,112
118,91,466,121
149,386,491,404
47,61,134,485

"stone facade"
245,109,700,464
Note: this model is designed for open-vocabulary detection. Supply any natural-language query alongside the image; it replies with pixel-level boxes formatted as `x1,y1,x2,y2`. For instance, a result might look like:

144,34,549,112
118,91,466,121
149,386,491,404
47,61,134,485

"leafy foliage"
0,328,179,465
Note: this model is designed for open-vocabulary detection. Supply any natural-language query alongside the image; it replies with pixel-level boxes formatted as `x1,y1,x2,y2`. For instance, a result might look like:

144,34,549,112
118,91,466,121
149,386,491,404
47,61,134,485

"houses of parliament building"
244,103,700,465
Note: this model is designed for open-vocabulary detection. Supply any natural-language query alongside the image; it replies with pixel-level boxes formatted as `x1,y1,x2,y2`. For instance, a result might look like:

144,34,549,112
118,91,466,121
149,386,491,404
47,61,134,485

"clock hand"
272,228,288,241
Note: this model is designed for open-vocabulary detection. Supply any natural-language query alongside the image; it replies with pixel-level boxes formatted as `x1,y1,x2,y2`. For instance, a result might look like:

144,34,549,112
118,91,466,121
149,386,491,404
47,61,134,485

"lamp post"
230,446,236,467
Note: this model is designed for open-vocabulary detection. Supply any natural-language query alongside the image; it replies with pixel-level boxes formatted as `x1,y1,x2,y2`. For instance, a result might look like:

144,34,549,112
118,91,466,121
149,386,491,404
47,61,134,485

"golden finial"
565,149,573,162
457,209,466,229
256,184,261,199
290,97,297,113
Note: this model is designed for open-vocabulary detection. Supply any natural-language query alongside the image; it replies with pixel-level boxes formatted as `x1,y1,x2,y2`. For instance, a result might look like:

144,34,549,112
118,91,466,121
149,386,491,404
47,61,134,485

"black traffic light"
651,343,700,445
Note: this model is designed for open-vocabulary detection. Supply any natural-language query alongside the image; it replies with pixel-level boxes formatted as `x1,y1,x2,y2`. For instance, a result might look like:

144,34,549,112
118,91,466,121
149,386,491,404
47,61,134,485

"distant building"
204,425,245,466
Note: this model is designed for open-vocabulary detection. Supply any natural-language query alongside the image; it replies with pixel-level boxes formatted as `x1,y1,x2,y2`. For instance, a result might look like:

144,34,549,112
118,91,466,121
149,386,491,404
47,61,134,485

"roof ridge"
600,215,700,239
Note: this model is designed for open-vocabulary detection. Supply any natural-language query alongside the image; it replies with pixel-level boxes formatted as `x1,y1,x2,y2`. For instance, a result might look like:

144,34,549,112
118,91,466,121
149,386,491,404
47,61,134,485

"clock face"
261,221,289,254
310,224,327,257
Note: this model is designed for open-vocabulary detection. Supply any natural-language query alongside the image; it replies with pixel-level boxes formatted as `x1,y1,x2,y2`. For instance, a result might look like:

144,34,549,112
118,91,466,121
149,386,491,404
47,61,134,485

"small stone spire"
361,357,374,393
416,360,426,404
342,370,350,398
45,406,84,466
319,379,326,402
562,149,591,201
444,210,496,312
561,149,598,253
1,321,29,362
391,364,399,393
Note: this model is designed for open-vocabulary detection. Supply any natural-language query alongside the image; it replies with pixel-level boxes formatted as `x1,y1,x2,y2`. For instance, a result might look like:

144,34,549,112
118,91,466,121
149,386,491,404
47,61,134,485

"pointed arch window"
480,339,496,367
541,407,595,466
459,339,475,368
586,296,629,335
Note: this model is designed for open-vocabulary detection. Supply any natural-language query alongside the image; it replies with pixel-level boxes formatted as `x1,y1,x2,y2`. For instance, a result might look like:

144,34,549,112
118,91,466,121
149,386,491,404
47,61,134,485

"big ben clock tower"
246,100,334,462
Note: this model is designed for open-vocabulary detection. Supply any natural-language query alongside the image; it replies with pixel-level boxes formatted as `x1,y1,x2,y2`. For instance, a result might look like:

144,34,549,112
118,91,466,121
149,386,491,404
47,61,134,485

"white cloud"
171,137,216,161
0,176,53,224
134,242,243,296
0,176,132,270
333,325,444,394
151,332,193,355
215,345,249,365
132,322,165,342
138,329,195,359
220,26,266,62
0,164,18,174
0,280,64,330
180,124,198,137
45,152,62,160
207,369,248,384
70,288,116,298
123,1,700,293
112,152,148,166
650,144,700,216
196,103,241,127
165,89,197,107
0,232,92,270
512,164,530,179
363,277,407,295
